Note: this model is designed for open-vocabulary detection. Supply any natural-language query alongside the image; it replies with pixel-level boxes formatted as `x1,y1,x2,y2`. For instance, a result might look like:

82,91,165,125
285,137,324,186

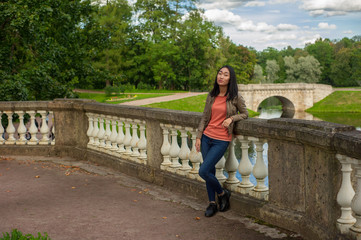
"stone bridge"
1,99,361,240
238,83,334,117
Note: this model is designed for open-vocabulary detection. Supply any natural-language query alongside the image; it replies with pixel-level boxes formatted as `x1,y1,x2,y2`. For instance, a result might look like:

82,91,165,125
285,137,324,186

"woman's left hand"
222,118,233,128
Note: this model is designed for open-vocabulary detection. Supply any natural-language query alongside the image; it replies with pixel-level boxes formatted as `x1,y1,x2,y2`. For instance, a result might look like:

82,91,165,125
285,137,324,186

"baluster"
236,135,254,194
169,126,181,173
97,115,106,150
4,111,16,144
49,111,55,145
116,118,125,155
138,120,147,164
177,127,192,176
27,111,39,145
86,113,94,146
225,137,240,191
160,123,172,170
215,156,227,184
92,114,100,148
0,112,4,144
104,116,112,151
130,119,141,162
188,129,202,180
38,111,50,145
15,111,27,145
249,137,268,199
350,160,361,237
336,154,356,234
109,116,119,154
123,118,133,159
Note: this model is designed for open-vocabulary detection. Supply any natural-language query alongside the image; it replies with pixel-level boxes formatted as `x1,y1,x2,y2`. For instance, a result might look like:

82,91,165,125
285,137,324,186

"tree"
330,48,354,87
351,48,361,87
305,38,334,85
297,55,322,83
92,0,133,87
0,0,107,100
265,60,280,83
284,56,298,83
284,55,322,83
251,64,264,83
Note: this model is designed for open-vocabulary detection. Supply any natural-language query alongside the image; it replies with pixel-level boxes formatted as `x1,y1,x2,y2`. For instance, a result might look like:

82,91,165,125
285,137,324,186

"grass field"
143,94,260,117
306,91,361,113
77,92,172,104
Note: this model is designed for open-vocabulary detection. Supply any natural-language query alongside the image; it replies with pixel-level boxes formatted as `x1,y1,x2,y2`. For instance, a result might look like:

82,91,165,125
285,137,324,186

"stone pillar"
49,99,94,159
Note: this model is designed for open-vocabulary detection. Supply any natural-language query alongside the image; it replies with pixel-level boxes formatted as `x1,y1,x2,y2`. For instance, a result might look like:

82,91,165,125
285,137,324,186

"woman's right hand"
195,139,201,152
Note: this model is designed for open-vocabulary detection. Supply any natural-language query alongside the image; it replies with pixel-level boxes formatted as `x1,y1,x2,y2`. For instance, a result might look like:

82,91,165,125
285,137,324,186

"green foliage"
104,86,119,97
0,0,108,101
1,229,50,240
255,36,361,87
251,64,264,83
265,60,280,83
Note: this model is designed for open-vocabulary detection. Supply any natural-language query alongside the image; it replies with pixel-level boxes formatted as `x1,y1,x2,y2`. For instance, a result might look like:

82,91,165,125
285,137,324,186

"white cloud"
299,34,322,46
204,9,244,25
318,22,337,30
197,0,248,10
204,9,298,33
343,30,353,34
244,1,266,7
301,0,361,16
277,24,299,31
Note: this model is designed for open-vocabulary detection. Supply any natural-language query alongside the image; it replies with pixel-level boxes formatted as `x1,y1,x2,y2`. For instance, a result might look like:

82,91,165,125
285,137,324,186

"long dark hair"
210,65,238,101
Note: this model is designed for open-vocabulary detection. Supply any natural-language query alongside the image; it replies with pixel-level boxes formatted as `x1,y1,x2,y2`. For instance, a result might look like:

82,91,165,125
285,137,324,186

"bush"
137,82,153,90
1,229,50,240
104,86,119,97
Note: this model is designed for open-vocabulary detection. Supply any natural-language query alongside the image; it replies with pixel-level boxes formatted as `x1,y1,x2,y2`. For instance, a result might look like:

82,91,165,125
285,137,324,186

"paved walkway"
0,156,302,240
118,92,208,106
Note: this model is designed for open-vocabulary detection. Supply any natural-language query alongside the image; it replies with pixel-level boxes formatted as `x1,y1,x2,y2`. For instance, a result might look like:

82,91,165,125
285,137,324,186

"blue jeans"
199,134,230,202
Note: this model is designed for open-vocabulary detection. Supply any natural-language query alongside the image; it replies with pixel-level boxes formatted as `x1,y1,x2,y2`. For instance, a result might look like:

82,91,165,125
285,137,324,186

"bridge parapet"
0,99,360,240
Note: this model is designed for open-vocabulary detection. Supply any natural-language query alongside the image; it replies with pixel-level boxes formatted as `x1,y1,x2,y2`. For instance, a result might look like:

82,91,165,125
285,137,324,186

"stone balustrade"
0,102,55,146
1,99,360,240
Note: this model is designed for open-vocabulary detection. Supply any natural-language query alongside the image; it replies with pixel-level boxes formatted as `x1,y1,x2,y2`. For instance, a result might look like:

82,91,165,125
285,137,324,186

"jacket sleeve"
196,93,211,139
230,93,248,122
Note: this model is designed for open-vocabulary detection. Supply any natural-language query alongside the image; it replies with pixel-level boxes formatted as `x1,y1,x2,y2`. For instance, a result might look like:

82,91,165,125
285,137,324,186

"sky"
197,0,361,51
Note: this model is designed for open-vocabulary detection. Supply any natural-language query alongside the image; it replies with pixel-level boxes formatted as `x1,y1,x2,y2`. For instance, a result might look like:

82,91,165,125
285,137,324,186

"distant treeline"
1,0,360,101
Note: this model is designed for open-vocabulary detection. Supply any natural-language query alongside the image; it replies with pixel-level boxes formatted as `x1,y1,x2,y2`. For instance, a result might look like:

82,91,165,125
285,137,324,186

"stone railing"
0,101,55,146
1,99,360,240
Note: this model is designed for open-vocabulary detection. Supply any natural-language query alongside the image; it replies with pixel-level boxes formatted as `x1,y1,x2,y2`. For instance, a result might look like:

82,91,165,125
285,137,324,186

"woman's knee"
198,167,207,180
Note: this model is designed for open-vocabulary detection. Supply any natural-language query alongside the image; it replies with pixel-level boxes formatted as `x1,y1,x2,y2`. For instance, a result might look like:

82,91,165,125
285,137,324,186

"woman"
195,65,248,217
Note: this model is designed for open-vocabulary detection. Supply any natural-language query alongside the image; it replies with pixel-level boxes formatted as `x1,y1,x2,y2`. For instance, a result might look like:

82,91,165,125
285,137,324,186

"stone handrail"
1,99,360,240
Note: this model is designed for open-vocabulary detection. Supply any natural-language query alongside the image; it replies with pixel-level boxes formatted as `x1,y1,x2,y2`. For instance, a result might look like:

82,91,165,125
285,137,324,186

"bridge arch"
257,95,295,118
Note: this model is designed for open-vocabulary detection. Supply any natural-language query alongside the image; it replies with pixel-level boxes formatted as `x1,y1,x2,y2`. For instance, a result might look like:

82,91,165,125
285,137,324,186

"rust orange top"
203,96,232,142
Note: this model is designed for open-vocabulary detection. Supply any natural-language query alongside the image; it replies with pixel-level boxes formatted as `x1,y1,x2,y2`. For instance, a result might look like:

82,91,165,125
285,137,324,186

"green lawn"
143,94,260,117
306,91,361,113
77,92,172,104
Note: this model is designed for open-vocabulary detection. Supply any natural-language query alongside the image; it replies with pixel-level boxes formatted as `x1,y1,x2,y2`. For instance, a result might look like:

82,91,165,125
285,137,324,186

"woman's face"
217,67,230,87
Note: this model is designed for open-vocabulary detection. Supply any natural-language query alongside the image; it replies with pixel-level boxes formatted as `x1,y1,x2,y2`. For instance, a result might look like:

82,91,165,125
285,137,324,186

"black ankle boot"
205,203,218,217
218,188,231,212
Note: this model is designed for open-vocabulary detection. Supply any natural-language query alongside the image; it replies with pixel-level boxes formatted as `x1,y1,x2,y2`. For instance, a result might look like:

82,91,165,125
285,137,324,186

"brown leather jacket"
196,93,248,139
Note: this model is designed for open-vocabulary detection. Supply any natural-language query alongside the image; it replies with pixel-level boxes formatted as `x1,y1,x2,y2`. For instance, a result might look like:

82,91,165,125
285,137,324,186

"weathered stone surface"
334,130,361,159
268,139,305,212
